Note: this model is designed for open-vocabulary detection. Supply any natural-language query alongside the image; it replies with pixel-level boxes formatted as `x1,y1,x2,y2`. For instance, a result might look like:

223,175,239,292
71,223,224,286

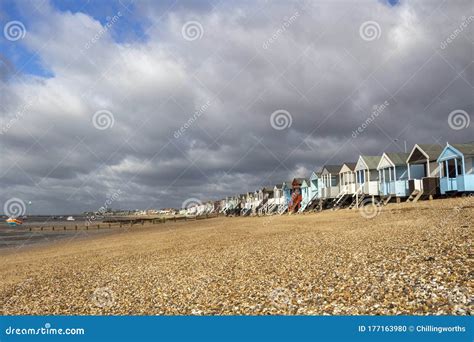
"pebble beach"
0,197,471,315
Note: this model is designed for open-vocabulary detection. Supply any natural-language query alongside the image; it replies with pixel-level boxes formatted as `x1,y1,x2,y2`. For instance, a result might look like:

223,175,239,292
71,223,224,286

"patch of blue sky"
1,0,149,78
50,0,149,43
1,0,54,78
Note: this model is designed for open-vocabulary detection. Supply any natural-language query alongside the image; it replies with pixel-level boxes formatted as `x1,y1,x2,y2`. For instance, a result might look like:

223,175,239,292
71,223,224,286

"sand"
0,197,472,315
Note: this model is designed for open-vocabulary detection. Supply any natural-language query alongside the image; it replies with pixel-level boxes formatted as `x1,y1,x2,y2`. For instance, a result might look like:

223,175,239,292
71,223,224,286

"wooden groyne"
27,213,220,232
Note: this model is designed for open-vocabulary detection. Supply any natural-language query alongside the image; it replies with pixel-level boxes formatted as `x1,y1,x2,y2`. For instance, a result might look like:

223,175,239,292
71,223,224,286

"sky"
0,0,473,214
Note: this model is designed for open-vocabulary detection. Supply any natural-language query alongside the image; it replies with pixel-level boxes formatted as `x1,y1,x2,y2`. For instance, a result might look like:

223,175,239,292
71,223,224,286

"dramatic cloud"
0,0,472,214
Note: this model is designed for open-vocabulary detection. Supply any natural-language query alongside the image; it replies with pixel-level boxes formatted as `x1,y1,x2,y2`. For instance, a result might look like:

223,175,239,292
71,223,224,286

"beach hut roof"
407,144,444,163
274,183,284,190
451,143,474,157
300,178,310,187
310,171,321,180
437,142,474,162
357,156,382,170
377,152,410,169
341,162,356,171
386,152,410,166
322,165,341,174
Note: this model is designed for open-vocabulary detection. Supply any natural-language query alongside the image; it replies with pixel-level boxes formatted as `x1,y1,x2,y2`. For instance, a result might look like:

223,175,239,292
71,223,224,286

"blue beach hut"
437,142,474,194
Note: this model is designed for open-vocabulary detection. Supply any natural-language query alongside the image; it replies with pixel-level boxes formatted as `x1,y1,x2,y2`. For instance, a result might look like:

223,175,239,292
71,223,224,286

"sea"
0,215,109,251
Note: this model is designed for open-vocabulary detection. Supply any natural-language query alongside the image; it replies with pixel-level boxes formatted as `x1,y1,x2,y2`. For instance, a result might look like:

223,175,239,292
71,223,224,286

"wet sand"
0,225,116,253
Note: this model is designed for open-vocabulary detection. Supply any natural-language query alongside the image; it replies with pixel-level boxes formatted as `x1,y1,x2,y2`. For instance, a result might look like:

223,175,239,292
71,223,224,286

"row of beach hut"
185,142,474,216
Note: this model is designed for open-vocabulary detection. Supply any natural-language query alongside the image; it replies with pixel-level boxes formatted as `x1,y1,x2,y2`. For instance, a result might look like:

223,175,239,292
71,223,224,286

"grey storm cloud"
0,0,472,214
